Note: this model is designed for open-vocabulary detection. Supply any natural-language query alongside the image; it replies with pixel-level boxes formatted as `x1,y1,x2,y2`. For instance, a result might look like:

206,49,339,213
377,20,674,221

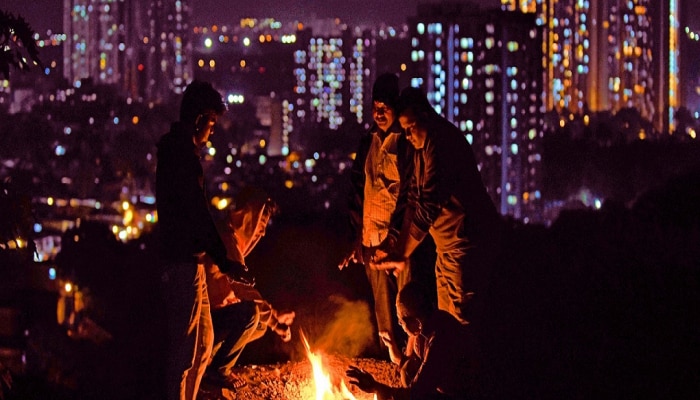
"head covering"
228,186,277,258
372,73,400,110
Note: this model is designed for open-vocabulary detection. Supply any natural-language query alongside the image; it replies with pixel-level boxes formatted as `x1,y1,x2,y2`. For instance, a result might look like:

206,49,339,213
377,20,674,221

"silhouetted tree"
0,11,41,267
0,10,41,79
0,174,37,281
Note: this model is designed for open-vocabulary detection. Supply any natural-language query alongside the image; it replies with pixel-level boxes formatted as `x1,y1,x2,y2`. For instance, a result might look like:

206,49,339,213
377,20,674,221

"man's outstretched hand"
220,259,256,286
346,365,379,394
369,251,407,276
272,310,295,342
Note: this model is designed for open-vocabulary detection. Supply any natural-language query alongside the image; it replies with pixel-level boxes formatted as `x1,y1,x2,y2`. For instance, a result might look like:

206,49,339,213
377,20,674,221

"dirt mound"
199,356,400,400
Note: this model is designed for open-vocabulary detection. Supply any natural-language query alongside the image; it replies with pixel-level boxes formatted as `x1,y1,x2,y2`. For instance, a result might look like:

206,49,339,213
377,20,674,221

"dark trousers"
207,300,259,377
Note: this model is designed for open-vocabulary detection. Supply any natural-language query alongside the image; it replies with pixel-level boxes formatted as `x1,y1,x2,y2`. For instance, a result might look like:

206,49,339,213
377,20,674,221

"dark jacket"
156,122,228,266
407,115,500,248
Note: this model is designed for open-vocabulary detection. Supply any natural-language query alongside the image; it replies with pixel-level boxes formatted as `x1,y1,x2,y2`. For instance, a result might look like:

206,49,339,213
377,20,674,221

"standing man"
372,87,501,326
341,72,418,364
156,80,254,400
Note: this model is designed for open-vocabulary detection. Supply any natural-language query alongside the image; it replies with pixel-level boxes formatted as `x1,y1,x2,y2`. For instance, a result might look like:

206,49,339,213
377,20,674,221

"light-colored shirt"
362,131,401,247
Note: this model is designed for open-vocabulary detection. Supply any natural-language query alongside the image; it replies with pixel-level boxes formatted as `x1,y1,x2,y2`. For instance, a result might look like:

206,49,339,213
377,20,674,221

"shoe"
222,372,247,391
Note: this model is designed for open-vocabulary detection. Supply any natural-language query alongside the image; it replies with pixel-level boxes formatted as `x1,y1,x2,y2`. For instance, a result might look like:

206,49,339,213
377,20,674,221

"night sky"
3,0,502,34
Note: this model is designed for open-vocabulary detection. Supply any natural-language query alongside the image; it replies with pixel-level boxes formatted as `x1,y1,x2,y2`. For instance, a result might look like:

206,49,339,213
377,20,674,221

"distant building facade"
680,25,700,123
144,0,193,99
62,0,192,102
502,0,684,136
406,3,545,223
292,20,374,132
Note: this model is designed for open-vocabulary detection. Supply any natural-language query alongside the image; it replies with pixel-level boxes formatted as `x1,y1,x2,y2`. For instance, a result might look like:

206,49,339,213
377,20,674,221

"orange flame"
300,329,358,400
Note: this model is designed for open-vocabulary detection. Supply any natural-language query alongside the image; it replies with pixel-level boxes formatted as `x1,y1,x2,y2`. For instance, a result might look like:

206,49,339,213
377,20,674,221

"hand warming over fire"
339,237,368,270
271,310,295,342
346,365,379,393
369,250,407,276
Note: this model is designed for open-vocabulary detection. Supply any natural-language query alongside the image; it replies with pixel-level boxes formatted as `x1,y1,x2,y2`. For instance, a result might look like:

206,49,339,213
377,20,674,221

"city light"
215,198,229,210
227,94,244,104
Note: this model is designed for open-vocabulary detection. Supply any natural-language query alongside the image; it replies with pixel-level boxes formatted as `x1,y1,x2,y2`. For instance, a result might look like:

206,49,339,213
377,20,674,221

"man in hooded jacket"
201,187,295,393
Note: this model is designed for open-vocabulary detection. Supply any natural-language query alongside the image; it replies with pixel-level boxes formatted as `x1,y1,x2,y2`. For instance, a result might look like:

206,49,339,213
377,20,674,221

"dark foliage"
0,10,42,79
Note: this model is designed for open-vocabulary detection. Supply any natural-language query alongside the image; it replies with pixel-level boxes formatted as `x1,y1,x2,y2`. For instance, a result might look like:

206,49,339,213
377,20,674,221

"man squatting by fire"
347,280,481,399
202,187,295,392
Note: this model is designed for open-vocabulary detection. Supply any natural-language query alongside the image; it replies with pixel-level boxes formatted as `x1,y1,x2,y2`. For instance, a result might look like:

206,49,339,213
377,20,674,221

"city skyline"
6,0,700,35
2,0,698,212
4,0,503,34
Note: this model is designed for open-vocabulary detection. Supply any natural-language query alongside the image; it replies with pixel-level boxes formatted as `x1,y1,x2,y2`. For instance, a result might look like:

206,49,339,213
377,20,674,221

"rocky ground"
199,355,400,400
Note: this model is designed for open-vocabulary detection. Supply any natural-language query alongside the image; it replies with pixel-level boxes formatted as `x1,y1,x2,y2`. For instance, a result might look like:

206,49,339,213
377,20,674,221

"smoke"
308,295,375,358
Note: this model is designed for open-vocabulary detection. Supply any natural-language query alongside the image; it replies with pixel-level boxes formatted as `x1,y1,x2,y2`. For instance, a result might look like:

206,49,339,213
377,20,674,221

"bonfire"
199,328,400,400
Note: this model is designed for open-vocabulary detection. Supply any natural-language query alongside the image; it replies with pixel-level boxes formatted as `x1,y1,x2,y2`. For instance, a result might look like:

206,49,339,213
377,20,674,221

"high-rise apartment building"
503,0,683,135
294,20,373,129
649,0,681,134
680,26,700,123
501,0,592,114
290,20,373,144
63,0,191,102
407,3,545,223
63,0,130,87
144,0,193,100
607,0,655,132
